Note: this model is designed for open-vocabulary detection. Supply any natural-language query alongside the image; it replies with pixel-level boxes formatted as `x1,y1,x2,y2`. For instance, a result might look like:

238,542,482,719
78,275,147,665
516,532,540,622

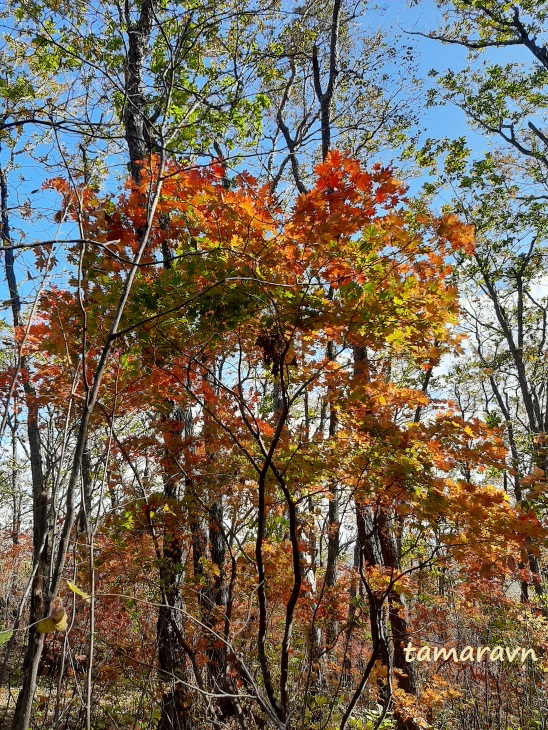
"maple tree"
0,149,539,729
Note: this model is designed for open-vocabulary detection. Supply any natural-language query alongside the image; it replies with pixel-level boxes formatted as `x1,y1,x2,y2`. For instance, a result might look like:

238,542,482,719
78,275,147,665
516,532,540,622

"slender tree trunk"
78,444,93,534
312,5,342,653
198,363,236,718
341,540,360,688
352,347,419,730
376,511,417,696
12,122,166,730
2,162,49,730
157,408,191,730
478,261,545,598
341,520,389,730
324,475,340,648
324,329,340,655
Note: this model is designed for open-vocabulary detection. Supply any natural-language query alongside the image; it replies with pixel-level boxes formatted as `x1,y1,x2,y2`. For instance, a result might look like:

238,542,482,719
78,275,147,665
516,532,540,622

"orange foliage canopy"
20,151,545,725
33,150,542,565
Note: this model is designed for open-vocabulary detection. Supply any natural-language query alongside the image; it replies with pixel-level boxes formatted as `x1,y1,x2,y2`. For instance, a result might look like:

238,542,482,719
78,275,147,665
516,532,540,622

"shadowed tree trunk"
123,0,158,185
119,5,195,726
199,362,236,719
157,407,192,730
353,346,419,730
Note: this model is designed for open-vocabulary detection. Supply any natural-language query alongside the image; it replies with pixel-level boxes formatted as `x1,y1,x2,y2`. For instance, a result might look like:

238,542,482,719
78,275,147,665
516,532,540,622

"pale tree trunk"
341,540,360,688
323,335,340,655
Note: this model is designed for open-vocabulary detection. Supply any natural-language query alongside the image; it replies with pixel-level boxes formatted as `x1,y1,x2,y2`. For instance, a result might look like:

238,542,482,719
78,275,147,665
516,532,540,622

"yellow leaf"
52,610,68,631
37,610,68,634
37,618,56,634
66,580,91,603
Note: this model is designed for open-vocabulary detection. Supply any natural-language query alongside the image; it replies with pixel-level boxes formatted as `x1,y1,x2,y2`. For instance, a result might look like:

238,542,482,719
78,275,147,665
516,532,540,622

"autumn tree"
18,149,541,728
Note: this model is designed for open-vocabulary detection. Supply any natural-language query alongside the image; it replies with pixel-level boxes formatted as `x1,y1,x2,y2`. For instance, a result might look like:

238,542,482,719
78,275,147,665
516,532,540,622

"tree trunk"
200,363,235,718
324,329,340,653
376,510,417,696
352,346,419,728
341,540,360,688
123,0,157,185
2,162,49,730
157,407,192,730
78,444,93,534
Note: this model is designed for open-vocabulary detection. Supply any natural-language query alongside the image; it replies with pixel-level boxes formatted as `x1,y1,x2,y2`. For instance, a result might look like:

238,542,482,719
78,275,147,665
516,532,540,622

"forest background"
1,1,548,729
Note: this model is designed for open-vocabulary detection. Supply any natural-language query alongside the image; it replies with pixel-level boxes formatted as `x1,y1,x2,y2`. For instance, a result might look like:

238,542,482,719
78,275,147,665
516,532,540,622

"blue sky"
0,0,538,310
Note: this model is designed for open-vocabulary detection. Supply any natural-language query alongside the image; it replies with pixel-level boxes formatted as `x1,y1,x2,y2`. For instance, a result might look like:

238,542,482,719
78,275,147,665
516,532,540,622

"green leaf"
0,630,13,646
